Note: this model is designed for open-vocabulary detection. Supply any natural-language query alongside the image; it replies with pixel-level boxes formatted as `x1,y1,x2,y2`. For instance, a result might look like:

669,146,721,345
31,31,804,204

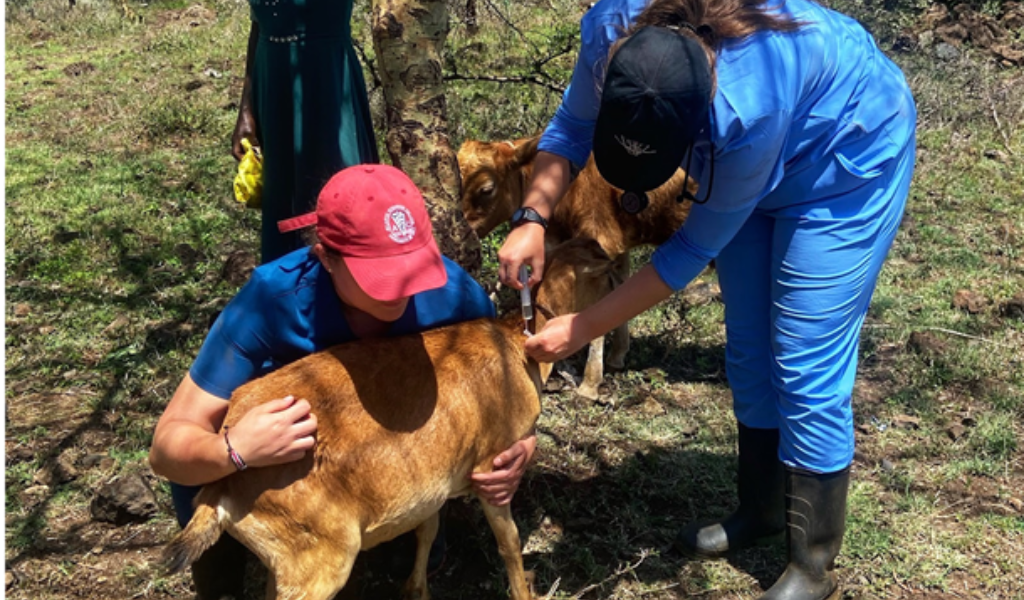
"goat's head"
457,136,541,238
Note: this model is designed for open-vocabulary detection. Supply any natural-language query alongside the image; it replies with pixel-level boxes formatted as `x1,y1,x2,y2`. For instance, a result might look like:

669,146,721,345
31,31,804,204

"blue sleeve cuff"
538,101,596,169
651,229,719,292
189,271,276,397
189,320,258,399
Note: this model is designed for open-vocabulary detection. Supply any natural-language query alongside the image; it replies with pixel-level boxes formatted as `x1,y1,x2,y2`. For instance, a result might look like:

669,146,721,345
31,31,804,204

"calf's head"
457,136,540,238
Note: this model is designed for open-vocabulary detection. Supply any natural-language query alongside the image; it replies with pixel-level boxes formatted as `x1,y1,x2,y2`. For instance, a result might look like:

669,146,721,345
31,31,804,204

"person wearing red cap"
499,0,915,598
150,164,536,598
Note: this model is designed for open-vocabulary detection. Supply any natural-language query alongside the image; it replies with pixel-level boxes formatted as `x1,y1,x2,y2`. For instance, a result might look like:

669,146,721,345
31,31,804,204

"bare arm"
149,373,317,486
497,151,574,289
231,20,260,161
524,265,673,363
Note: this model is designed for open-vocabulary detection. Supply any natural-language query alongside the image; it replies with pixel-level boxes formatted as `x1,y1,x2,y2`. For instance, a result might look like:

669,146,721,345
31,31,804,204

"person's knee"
170,482,201,529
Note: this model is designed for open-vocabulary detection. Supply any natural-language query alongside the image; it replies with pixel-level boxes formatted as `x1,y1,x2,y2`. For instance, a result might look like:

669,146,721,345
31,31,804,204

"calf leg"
478,499,533,600
577,337,604,400
402,512,440,600
606,252,631,371
607,322,629,371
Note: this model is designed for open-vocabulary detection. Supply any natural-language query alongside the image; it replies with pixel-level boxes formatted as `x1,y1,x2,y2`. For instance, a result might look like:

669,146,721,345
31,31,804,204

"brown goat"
163,319,541,600
458,135,695,393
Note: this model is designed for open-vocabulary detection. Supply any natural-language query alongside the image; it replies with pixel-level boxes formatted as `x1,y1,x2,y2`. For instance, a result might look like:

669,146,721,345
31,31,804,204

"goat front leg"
478,499,534,600
576,337,604,400
402,511,440,600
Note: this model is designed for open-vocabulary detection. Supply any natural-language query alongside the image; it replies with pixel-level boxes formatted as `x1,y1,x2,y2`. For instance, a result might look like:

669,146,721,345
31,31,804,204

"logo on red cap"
384,205,416,244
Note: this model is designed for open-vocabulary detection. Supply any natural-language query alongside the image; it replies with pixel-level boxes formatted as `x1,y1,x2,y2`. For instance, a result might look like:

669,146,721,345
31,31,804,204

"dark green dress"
249,0,379,263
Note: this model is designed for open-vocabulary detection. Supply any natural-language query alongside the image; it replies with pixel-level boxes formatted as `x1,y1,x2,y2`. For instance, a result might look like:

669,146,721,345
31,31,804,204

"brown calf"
458,135,695,394
533,238,621,398
163,319,541,600
458,135,695,256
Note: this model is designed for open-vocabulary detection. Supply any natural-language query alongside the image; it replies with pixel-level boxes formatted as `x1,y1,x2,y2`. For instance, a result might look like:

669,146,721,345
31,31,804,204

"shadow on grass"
341,442,788,599
5,185,253,574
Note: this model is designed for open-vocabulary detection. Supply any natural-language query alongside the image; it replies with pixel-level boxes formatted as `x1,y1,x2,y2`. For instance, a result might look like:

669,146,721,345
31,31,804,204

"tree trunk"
370,0,482,277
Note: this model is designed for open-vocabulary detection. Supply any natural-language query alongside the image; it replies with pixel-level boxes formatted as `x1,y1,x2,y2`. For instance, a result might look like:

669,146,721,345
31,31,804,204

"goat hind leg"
402,512,440,600
268,535,360,600
479,499,534,600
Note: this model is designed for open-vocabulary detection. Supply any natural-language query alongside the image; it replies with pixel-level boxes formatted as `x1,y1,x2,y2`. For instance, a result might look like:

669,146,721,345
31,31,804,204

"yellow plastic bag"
233,138,263,209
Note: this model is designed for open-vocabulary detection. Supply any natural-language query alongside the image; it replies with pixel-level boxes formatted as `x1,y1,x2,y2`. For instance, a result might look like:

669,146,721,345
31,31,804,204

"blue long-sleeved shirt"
540,0,916,290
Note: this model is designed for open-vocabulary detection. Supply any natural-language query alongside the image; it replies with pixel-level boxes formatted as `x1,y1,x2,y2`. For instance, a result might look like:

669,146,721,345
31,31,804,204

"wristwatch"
509,206,548,230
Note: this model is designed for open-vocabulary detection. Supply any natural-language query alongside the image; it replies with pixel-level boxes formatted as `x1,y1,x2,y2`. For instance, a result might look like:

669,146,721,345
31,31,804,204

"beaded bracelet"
223,426,248,472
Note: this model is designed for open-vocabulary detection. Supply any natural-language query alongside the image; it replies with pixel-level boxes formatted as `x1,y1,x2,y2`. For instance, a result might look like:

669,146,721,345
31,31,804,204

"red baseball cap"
278,164,447,301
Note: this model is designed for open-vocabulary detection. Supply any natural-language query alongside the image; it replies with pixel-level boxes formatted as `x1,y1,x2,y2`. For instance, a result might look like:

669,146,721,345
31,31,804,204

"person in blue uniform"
498,0,915,598
151,164,536,599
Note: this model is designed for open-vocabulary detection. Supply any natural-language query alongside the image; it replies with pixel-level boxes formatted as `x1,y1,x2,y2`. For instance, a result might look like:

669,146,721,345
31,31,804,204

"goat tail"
162,502,224,574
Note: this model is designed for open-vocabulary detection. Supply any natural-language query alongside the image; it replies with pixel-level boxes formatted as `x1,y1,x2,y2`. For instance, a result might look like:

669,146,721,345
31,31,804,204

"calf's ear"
510,135,541,170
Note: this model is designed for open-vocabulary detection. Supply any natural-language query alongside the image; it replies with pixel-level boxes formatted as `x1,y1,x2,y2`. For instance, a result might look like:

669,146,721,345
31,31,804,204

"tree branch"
444,72,565,94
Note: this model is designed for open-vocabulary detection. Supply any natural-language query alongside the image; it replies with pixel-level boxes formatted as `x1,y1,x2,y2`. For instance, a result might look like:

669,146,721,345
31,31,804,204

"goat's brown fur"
164,319,541,600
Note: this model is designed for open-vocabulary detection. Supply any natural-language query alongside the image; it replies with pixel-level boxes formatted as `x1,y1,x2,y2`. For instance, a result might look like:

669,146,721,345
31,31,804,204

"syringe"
519,265,533,335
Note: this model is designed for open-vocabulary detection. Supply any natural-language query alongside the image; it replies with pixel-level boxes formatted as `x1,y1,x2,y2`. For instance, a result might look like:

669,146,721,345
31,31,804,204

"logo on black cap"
615,135,657,157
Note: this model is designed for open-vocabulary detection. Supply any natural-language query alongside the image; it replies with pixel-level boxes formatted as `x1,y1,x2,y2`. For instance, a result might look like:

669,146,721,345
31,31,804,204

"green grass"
5,0,1024,599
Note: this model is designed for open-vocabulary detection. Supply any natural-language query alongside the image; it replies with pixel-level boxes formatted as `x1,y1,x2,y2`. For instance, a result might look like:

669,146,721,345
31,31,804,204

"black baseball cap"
593,26,712,193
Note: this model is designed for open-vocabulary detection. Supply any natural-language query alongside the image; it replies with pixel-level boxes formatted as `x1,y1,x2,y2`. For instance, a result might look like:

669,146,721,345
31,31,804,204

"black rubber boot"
676,423,785,557
190,534,247,600
759,466,850,600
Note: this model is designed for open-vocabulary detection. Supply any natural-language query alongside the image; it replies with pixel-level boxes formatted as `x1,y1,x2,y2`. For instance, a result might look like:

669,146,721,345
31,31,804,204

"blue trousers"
715,139,914,473
171,482,202,528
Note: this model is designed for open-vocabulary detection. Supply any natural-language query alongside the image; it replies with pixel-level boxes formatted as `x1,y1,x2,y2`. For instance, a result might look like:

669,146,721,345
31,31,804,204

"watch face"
512,207,543,227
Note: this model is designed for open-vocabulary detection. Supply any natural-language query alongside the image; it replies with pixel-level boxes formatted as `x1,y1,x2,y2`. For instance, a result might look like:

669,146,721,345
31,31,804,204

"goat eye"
479,182,495,196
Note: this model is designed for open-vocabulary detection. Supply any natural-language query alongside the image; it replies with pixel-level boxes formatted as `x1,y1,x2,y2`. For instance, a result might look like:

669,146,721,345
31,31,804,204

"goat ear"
510,135,541,169
578,260,615,278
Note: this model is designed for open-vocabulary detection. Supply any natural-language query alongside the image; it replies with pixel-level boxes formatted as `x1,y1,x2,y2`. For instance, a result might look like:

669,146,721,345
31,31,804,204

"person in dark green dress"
232,0,379,264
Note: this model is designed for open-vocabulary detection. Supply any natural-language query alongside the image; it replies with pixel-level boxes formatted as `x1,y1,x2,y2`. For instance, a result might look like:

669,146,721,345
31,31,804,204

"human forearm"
579,264,674,340
149,375,317,486
521,151,573,220
498,151,574,287
525,265,674,363
150,420,238,486
238,20,256,110
232,21,260,159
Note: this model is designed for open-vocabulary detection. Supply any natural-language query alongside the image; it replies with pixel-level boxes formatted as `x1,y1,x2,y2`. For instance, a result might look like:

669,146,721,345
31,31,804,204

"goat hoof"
524,569,537,598
576,384,600,400
401,583,430,600
606,357,626,371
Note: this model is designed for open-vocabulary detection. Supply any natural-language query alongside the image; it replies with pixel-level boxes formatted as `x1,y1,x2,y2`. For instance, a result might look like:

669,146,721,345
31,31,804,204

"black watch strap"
510,206,548,230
